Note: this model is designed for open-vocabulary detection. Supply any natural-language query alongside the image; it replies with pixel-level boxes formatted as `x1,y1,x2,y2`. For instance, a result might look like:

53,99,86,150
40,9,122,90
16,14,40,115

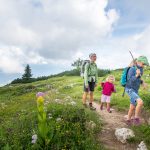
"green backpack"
80,60,90,78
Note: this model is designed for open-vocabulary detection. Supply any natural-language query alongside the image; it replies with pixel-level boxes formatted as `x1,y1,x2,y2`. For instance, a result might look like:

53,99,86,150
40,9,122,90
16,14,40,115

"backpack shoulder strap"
94,63,97,69
126,67,131,81
126,66,137,81
87,62,91,71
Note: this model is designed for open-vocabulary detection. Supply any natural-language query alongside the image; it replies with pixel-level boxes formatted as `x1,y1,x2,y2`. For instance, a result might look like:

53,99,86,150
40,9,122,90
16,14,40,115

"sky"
0,0,150,86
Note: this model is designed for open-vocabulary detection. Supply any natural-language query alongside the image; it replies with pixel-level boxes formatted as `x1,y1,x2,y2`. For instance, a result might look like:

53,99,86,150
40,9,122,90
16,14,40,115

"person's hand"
136,69,141,77
95,84,97,87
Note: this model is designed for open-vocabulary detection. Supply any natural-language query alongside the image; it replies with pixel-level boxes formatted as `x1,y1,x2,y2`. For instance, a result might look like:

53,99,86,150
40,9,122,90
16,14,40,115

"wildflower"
49,116,53,119
48,113,52,116
44,107,47,112
56,118,61,122
66,96,72,99
1,103,7,109
55,99,62,104
37,96,44,104
36,92,45,98
86,120,96,130
70,101,76,105
31,134,37,144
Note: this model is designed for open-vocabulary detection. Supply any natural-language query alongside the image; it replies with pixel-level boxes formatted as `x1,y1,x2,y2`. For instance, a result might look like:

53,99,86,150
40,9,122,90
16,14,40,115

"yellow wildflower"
37,96,44,104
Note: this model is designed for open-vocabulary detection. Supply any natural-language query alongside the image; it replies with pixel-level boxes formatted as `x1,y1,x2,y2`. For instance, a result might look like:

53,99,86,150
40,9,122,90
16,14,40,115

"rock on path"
93,102,138,150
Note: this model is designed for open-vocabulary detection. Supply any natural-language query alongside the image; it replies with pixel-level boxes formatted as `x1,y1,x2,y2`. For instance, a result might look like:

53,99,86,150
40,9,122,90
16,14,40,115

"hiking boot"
133,118,141,126
107,108,111,113
89,105,96,110
107,110,112,113
89,103,96,110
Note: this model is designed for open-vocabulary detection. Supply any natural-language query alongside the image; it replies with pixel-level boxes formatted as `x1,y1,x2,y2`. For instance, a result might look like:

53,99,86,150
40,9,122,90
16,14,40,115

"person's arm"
101,82,105,90
84,63,89,87
101,82,104,87
128,67,140,82
112,84,116,93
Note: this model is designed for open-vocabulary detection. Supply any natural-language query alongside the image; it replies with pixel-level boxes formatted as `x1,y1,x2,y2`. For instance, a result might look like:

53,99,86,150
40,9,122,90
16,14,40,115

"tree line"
11,59,111,84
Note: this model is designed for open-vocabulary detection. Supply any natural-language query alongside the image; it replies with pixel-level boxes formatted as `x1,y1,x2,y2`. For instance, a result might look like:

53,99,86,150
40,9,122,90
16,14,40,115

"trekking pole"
129,50,136,66
129,51,134,61
122,88,125,97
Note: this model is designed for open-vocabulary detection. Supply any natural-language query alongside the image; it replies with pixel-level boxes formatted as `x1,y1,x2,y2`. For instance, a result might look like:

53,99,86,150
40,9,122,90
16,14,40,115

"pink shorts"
101,94,111,103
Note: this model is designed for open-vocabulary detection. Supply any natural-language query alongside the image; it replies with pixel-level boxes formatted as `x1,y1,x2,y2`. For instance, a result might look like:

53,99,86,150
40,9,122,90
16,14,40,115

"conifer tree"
22,64,32,80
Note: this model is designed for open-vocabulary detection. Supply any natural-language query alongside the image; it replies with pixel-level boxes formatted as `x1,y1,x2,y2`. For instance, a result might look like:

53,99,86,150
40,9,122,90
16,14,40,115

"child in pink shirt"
100,75,116,113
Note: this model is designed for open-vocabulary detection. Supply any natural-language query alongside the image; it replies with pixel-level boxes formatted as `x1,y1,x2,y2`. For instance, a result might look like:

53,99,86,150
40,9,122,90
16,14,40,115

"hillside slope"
0,68,150,149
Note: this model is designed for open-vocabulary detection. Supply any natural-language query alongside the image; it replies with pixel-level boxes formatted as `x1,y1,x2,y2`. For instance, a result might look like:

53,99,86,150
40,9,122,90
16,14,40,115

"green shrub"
140,93,150,109
130,125,150,149
33,103,102,149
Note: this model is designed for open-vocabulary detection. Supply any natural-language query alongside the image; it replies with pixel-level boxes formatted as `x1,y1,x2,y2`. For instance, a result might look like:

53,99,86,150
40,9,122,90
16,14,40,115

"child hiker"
82,53,98,110
100,75,116,113
125,56,149,126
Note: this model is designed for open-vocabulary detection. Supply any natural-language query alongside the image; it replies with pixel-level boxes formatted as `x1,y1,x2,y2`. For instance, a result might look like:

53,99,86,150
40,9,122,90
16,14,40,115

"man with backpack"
125,56,149,126
82,53,98,110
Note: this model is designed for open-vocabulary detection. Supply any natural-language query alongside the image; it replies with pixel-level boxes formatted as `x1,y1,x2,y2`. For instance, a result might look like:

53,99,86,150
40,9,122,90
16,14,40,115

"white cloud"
0,46,47,73
134,26,150,57
94,25,150,69
0,0,119,74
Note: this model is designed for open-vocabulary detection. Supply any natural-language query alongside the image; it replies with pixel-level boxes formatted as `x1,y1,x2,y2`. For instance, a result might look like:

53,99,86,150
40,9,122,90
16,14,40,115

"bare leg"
89,92,96,110
127,104,135,120
89,91,94,103
107,102,111,112
100,102,104,110
82,92,88,104
135,98,143,118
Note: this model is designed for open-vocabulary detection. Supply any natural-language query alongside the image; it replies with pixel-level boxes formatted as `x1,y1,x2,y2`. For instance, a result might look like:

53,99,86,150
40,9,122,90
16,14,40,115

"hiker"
82,53,98,110
125,56,149,126
100,75,116,113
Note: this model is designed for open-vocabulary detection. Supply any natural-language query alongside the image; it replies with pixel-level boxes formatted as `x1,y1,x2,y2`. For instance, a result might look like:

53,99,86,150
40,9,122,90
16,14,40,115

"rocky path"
93,102,138,150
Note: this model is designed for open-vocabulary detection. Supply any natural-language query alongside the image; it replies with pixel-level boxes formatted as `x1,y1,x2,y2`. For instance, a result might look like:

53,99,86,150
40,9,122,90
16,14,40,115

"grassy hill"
0,68,150,149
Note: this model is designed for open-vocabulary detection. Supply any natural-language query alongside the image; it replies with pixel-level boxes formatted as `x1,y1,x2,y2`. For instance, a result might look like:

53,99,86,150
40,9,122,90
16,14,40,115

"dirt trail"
93,102,138,150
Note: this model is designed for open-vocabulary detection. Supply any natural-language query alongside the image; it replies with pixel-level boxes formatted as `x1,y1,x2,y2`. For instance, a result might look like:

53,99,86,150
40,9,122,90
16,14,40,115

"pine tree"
22,64,32,80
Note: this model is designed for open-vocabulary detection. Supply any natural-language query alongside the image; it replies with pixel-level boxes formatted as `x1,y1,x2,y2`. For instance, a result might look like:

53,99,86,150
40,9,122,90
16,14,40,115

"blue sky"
0,0,150,86
107,0,150,36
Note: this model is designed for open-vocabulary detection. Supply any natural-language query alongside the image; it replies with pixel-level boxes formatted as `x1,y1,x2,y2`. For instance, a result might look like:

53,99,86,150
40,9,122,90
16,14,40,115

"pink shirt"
101,82,115,96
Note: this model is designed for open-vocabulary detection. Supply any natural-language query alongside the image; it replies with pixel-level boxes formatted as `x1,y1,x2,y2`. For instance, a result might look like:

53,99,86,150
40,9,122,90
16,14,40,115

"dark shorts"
84,81,95,92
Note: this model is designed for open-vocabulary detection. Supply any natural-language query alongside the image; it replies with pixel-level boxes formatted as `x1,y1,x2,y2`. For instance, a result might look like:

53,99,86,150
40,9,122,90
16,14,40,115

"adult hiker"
125,56,149,126
82,53,98,110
